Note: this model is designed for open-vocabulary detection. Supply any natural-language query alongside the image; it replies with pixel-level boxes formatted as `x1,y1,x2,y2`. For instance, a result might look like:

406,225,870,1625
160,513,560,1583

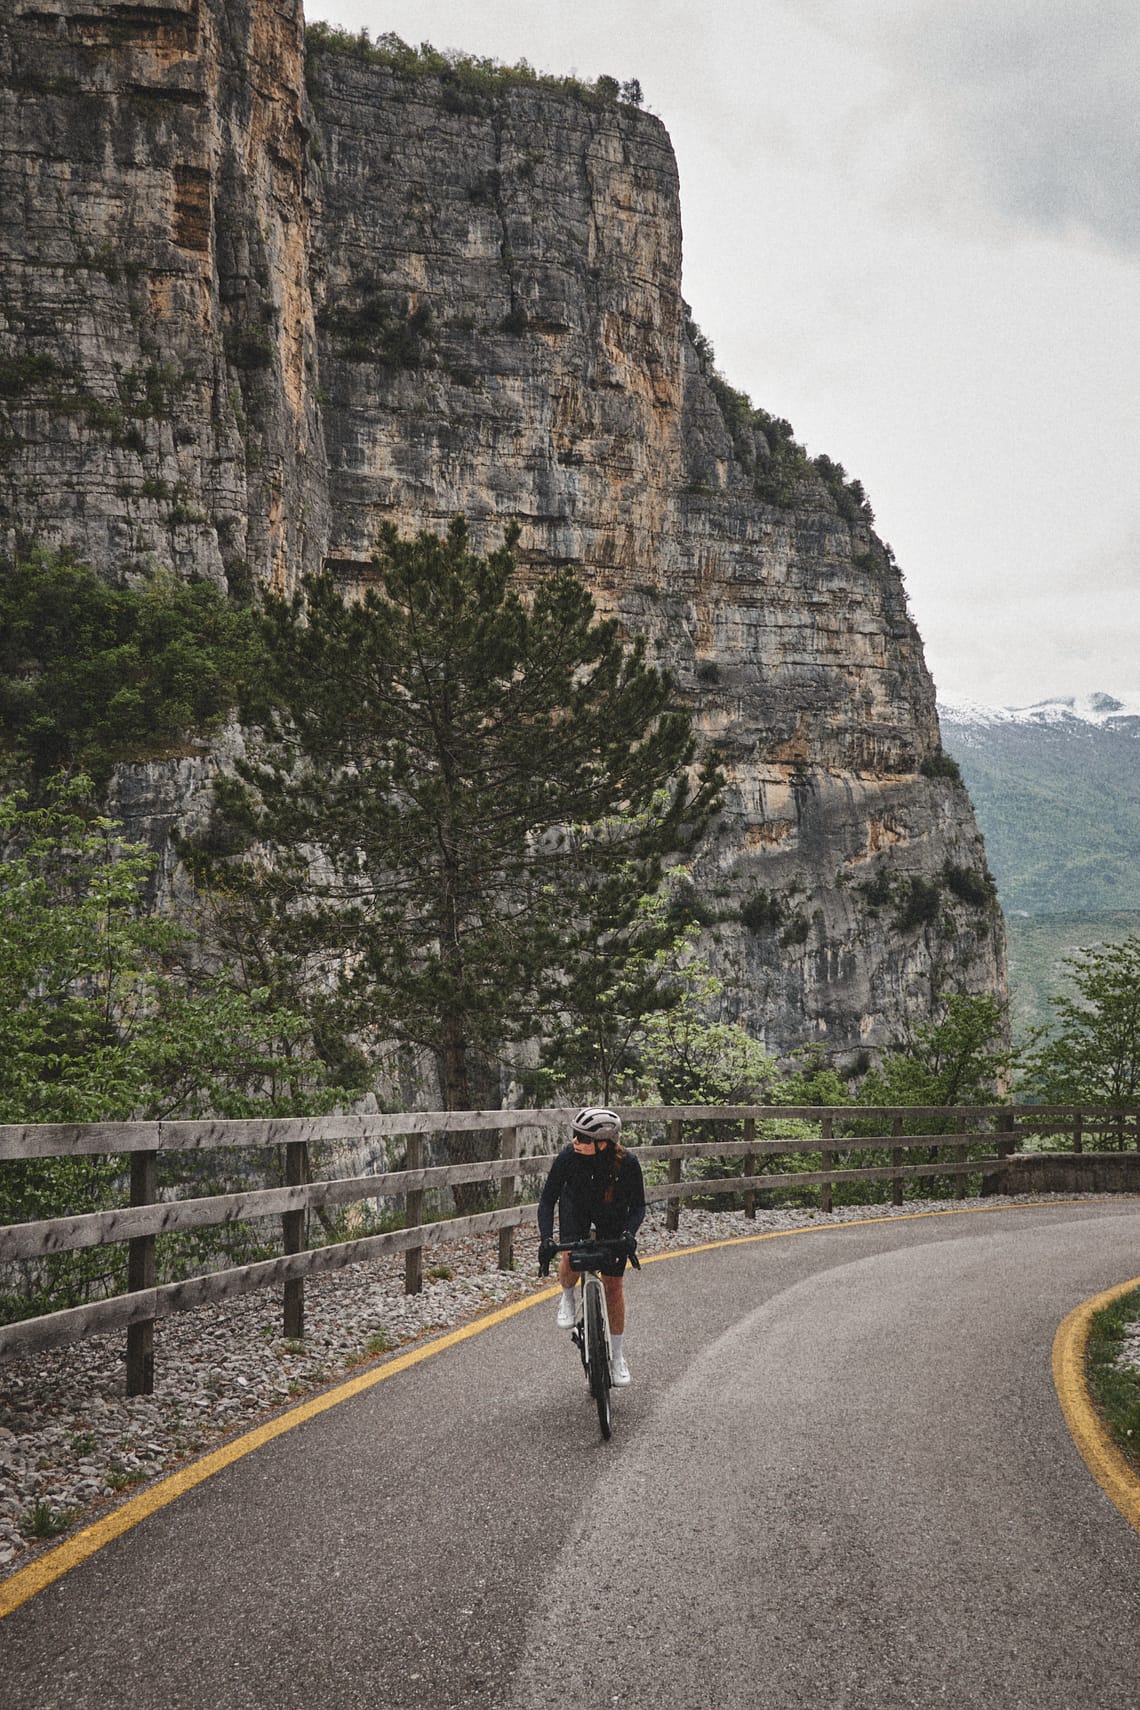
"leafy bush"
1019,933,1140,1112
943,862,996,908
894,877,941,932
921,751,963,784
741,889,782,933
0,554,260,785
223,324,274,372
858,870,895,913
0,779,346,1322
317,292,434,367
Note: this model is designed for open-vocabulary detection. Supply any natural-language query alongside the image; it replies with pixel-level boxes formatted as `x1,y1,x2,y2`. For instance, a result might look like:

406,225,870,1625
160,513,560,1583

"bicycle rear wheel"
584,1277,612,1440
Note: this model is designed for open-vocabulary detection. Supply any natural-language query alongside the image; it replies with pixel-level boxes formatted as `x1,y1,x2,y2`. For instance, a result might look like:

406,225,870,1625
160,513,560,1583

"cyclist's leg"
555,1207,588,1307
601,1272,625,1333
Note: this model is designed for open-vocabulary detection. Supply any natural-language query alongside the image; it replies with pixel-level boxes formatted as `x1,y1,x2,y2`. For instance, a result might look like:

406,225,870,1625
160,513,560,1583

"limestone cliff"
0,6,1006,1065
0,0,326,593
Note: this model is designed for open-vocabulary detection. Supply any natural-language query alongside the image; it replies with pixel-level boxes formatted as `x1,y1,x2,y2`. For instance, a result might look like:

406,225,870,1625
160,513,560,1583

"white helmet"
571,1107,622,1143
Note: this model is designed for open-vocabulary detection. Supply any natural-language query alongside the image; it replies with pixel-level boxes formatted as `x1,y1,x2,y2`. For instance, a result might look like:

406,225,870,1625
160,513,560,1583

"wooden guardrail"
1,1102,1134,1390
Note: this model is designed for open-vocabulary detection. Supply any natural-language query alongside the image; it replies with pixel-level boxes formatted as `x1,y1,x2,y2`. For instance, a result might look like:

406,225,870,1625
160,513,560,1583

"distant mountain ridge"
942,691,1140,733
938,692,1140,914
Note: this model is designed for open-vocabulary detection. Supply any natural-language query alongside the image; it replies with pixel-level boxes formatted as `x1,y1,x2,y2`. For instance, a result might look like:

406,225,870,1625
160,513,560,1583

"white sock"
611,1333,624,1361
561,1287,577,1311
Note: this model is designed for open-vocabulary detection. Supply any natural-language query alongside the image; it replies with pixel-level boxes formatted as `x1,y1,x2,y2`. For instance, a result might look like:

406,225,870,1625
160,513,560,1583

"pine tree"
200,520,720,1195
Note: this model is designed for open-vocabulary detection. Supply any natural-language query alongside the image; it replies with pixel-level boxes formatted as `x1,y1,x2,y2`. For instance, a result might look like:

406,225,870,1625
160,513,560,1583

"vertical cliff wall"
0,9,1006,1065
0,0,326,593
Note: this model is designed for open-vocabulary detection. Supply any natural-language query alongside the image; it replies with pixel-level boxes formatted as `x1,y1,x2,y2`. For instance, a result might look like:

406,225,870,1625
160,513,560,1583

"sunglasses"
572,1133,610,1148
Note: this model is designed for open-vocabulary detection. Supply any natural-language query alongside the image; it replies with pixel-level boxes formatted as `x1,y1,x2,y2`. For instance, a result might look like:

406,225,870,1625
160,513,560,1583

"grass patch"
1086,1284,1140,1474
106,1467,147,1492
21,1498,76,1539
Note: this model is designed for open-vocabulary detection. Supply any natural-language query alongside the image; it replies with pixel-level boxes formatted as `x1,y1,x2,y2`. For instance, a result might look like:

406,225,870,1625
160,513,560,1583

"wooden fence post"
955,1111,967,1200
998,1107,1016,1157
498,1127,517,1271
282,1140,308,1341
743,1117,756,1220
666,1119,682,1233
891,1114,904,1208
126,1148,157,1396
405,1134,424,1296
1073,1110,1083,1156
821,1115,833,1215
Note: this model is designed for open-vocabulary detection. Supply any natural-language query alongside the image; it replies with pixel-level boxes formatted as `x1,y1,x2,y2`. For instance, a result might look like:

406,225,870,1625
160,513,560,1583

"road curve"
3,1202,1140,1710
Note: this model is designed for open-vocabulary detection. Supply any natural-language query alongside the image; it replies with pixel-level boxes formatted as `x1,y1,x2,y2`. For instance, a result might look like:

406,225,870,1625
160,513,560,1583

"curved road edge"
1053,1275,1140,1538
0,1286,561,1623
3,1199,1138,1622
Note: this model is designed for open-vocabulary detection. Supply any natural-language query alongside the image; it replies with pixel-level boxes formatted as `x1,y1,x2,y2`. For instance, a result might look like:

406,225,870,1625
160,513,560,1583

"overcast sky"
305,1,1139,707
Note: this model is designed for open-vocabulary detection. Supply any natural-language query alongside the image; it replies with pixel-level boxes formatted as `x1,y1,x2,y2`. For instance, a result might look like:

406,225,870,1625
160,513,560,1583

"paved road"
3,1204,1140,1710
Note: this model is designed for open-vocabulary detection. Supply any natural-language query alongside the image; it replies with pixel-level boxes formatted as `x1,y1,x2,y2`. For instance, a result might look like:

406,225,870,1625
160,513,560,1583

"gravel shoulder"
3,1192,1138,1583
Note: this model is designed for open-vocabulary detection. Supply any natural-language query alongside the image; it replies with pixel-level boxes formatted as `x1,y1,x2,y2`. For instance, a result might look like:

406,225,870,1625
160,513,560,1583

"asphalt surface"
3,1203,1140,1710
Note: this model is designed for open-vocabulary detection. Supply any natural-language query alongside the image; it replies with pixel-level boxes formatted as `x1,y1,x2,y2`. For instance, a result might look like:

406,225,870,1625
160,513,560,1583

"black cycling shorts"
557,1207,627,1275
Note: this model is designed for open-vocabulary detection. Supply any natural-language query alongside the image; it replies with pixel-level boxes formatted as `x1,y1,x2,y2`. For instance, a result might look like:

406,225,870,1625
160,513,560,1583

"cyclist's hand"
621,1231,640,1269
537,1238,558,1276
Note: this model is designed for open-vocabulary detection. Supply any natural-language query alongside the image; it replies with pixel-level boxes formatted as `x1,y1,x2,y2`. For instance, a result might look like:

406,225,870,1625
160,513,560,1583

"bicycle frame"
548,1237,636,1440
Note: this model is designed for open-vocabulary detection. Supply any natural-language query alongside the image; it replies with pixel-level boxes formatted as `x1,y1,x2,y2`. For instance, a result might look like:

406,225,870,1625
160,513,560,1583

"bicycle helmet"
571,1107,622,1143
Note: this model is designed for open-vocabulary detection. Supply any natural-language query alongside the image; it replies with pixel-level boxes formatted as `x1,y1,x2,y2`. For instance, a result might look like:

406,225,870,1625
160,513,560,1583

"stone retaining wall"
982,1152,1140,1196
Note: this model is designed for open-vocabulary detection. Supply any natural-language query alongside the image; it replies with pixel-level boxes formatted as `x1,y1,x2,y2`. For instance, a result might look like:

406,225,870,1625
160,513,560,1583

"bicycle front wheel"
585,1277,612,1440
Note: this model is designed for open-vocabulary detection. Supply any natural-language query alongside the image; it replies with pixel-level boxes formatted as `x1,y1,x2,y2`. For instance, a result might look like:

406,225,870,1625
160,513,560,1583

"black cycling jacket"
537,1144,646,1242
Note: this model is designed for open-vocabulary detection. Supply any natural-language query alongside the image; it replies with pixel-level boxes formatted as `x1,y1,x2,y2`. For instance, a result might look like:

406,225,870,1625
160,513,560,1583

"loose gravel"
2,1193,1137,1583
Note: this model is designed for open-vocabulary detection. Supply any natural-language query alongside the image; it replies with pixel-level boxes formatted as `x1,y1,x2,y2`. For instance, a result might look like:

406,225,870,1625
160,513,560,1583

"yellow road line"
2,1197,1135,1618
1052,1277,1140,1538
0,1287,558,1621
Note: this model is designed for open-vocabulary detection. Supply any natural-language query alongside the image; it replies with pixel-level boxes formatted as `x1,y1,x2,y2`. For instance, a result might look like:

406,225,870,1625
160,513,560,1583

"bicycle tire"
584,1276,612,1440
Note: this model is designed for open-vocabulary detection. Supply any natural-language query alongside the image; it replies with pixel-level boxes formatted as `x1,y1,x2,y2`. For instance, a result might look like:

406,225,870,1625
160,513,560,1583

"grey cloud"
803,0,1140,250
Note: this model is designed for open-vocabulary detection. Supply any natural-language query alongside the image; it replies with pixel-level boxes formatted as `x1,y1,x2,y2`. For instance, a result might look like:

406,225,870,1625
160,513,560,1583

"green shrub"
0,554,261,784
317,292,434,367
894,877,942,932
305,24,640,109
223,325,274,372
943,862,996,908
0,353,66,398
921,750,962,784
741,890,782,933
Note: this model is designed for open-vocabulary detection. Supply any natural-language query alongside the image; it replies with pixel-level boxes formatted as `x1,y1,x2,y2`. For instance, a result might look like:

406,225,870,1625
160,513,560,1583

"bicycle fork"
571,1277,611,1376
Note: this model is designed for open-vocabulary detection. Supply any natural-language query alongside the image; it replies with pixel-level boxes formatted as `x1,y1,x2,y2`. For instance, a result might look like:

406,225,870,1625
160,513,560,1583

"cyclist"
537,1107,645,1386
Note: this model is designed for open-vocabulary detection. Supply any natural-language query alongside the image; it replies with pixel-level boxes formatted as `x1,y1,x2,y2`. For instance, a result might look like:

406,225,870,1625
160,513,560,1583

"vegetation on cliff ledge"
305,23,644,111
684,307,880,529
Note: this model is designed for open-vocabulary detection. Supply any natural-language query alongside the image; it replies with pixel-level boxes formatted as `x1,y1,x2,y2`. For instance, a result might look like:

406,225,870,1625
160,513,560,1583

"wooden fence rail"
1,1102,1135,1387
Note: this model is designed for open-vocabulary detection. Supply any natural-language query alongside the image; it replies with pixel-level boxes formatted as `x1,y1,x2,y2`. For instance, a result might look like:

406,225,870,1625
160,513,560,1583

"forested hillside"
939,694,1140,1043
939,695,1140,914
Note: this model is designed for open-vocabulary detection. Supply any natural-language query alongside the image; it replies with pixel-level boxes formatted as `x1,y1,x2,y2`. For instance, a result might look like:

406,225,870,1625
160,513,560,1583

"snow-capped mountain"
939,691,1140,737
937,693,1140,913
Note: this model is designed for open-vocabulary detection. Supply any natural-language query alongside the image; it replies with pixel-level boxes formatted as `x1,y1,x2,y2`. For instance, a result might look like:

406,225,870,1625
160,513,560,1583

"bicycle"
542,1237,639,1440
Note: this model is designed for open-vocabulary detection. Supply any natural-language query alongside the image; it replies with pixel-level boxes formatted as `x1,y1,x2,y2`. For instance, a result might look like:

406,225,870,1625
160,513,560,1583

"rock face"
0,7,1006,1065
0,0,326,594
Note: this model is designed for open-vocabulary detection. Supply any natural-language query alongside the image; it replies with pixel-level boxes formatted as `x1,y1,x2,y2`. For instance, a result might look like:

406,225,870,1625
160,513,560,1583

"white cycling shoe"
556,1296,576,1330
611,1354,632,1387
